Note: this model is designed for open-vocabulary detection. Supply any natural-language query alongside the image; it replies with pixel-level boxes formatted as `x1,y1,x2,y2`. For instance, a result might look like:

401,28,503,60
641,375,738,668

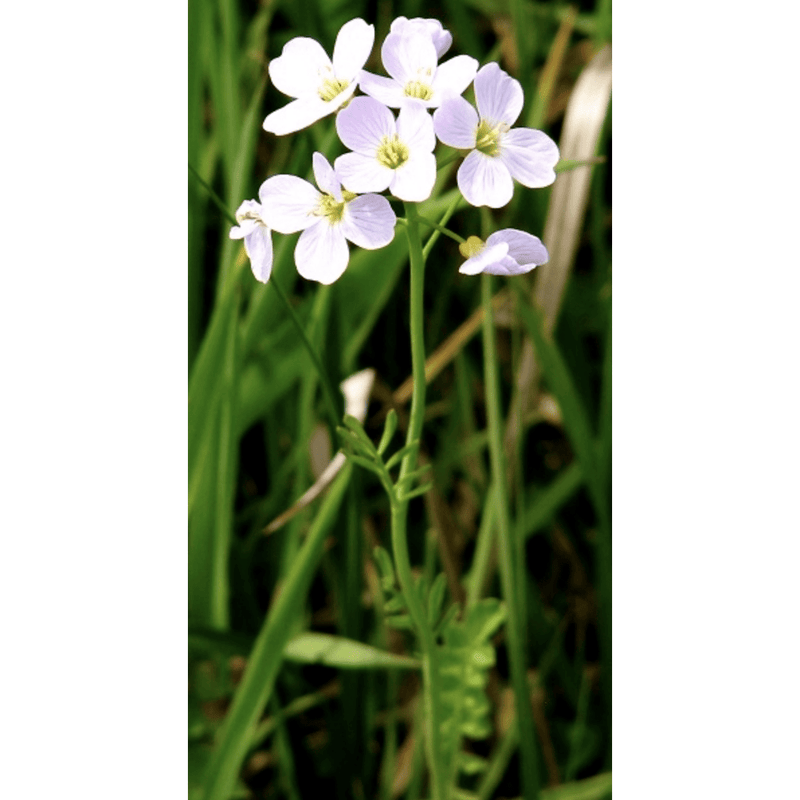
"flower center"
376,135,410,169
475,119,506,157
459,235,485,258
403,80,434,101
316,190,357,224
318,77,350,103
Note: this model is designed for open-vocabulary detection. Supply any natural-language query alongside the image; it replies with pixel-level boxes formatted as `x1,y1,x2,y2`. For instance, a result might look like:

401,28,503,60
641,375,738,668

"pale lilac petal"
244,226,274,283
258,175,320,233
357,71,408,108
269,37,333,99
480,255,534,276
433,96,478,149
390,17,452,58
430,55,479,104
312,152,342,200
381,31,437,85
389,152,436,201
459,242,510,275
396,100,435,153
334,152,393,194
431,28,453,59
499,128,559,188
474,63,523,126
230,219,258,239
336,96,396,154
457,150,514,208
295,221,350,284
341,194,396,250
230,200,262,239
263,97,330,135
487,228,549,268
332,18,375,80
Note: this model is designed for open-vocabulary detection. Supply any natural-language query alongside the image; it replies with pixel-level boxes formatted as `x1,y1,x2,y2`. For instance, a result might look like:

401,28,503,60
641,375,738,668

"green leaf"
373,547,395,585
377,409,399,456
344,453,385,479
341,414,375,446
284,632,421,670
396,464,432,493
457,752,488,775
384,441,420,471
413,574,429,611
337,426,375,458
463,598,506,644
384,615,415,631
383,595,407,614
427,573,448,625
435,598,507,782
522,462,583,540
433,603,461,637
398,482,434,502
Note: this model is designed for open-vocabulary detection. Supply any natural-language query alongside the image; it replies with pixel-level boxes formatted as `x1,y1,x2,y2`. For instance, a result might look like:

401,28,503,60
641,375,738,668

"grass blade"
284,632,421,670
201,465,352,800
522,461,583,539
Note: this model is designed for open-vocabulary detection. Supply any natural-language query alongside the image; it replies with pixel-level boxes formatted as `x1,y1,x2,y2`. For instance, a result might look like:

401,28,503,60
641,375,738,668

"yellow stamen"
318,77,349,103
376,134,410,169
459,235,485,258
475,119,503,157
315,190,357,224
403,80,434,101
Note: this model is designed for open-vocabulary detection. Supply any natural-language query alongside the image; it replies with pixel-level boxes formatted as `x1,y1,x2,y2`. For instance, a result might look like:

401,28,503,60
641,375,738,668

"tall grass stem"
481,274,541,800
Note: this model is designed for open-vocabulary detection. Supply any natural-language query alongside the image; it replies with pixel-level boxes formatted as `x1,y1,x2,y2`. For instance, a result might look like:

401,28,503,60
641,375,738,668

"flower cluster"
232,16,559,284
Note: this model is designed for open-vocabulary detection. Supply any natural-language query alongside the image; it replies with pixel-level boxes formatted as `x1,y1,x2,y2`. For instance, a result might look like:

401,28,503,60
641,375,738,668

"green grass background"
188,1,611,798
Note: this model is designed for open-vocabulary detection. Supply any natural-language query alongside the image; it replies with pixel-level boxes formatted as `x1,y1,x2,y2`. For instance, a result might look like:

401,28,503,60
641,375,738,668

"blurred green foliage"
189,0,611,798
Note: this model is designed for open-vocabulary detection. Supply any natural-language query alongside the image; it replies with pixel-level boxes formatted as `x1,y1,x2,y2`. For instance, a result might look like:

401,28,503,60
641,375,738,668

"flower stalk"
387,201,447,800
396,214,465,245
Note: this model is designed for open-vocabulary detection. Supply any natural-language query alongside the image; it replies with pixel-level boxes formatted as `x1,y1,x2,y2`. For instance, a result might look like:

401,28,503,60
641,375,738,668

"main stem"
390,202,447,800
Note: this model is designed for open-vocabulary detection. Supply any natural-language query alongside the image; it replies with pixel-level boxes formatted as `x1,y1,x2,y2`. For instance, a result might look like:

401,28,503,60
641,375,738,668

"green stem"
411,214,466,244
423,192,463,260
398,203,428,491
189,162,237,226
480,275,541,800
388,202,447,800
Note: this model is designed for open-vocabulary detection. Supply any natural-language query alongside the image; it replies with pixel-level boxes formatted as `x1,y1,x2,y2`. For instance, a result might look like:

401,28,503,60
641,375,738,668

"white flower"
358,29,477,109
263,19,375,135
258,152,396,285
433,63,560,208
390,16,452,58
229,199,273,283
458,229,549,276
334,97,436,202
